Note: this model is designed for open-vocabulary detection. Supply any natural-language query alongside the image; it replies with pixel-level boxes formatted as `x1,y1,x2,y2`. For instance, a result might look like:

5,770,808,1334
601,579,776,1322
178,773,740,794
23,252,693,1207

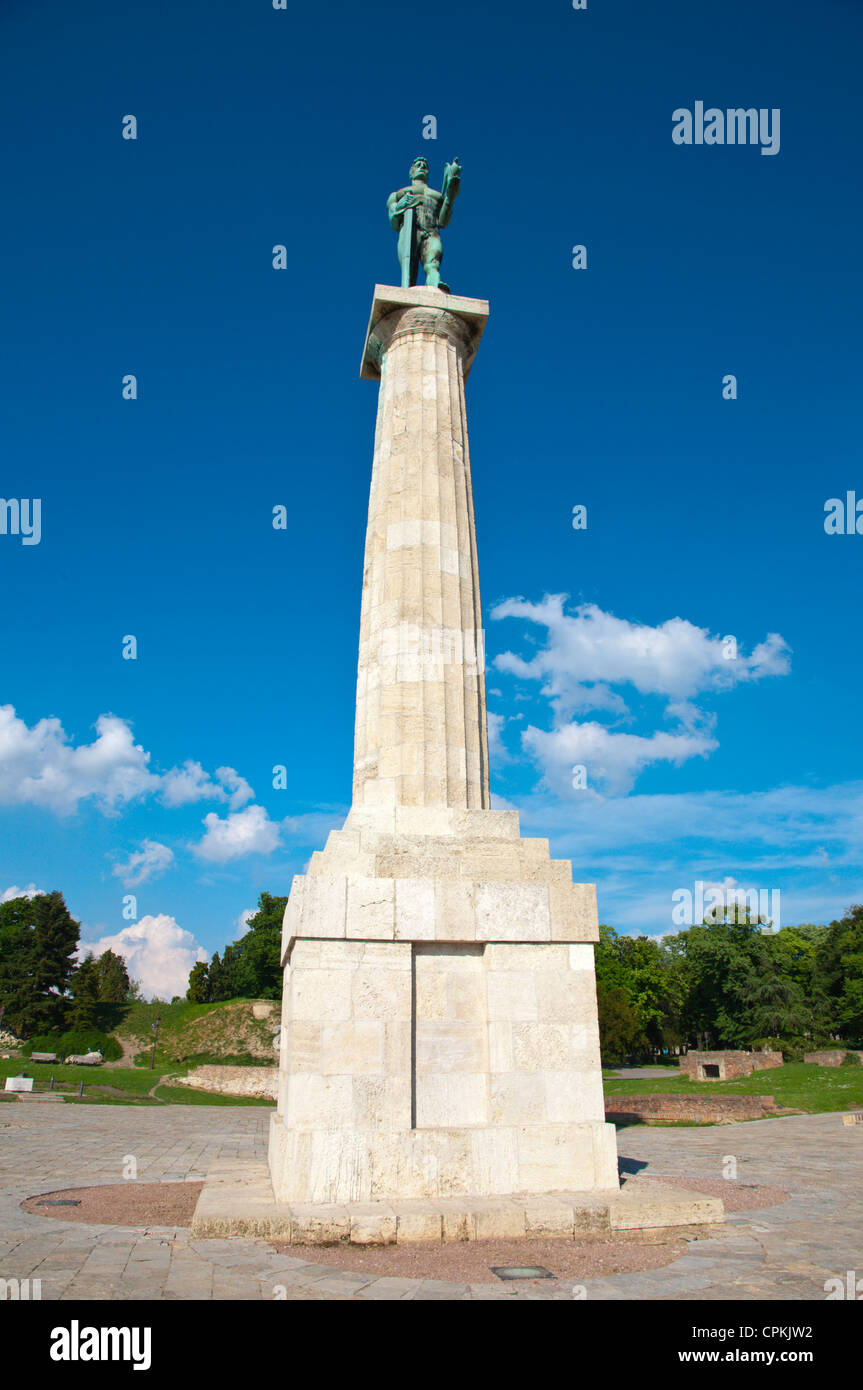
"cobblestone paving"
1,1104,860,1301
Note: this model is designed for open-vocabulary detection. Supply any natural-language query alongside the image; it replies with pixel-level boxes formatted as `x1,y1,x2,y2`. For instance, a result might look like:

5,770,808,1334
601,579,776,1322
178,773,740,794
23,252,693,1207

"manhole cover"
490,1266,555,1281
37,1199,80,1207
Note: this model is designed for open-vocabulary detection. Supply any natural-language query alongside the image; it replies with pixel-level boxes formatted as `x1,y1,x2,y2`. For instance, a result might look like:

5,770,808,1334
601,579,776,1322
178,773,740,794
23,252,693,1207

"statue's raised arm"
439,158,461,229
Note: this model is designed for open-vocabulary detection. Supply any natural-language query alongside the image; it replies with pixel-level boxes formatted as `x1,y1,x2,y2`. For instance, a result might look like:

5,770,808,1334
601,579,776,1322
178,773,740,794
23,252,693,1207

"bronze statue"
387,156,461,291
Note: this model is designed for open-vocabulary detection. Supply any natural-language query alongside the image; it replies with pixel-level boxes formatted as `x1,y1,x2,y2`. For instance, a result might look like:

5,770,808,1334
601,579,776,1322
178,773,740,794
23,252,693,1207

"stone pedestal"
268,286,620,1211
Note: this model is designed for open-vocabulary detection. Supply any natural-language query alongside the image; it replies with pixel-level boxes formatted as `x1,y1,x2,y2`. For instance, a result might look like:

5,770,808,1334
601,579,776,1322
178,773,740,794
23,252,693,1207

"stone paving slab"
1,1103,861,1300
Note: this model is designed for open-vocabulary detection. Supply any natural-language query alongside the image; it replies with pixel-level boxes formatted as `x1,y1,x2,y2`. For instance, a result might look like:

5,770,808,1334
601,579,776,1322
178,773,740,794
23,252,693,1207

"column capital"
360,284,489,382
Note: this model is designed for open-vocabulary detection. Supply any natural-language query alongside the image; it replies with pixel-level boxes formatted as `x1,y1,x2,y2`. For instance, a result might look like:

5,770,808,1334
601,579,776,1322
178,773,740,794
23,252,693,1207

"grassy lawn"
0,1057,274,1107
603,1062,863,1114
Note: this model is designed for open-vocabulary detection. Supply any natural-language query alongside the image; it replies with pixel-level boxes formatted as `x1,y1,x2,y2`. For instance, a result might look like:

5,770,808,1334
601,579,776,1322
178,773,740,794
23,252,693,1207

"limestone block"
415,1073,488,1128
316,940,367,970
317,829,370,874
297,874,347,939
485,943,570,972
549,882,599,942
447,970,488,1022
362,941,412,969
474,1205,526,1240
524,1199,576,1238
386,518,459,552
285,1023,321,1074
350,1206,397,1245
346,875,395,939
490,1072,547,1125
475,882,551,941
319,1022,384,1076
442,1210,475,1241
534,970,594,1022
568,944,597,972
344,804,397,836
394,805,454,838
432,1145,475,1199
451,810,521,840
459,845,529,880
396,1211,443,1244
543,1070,606,1125
352,1076,411,1129
516,1124,595,1191
488,1021,514,1073
487,970,538,1022
291,969,353,1024
306,1131,371,1204
281,876,305,963
433,880,476,940
414,964,447,1020
285,1074,352,1130
382,1021,412,1077
468,1128,520,1195
289,1204,351,1244
352,966,412,1022
415,1022,488,1075
289,938,324,969
512,1023,571,1072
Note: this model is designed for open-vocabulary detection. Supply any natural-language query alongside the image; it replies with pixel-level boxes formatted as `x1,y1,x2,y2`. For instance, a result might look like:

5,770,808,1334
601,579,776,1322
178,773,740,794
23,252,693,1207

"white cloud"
193,804,281,863
522,718,718,796
0,704,256,819
160,761,254,810
1,883,46,903
80,914,207,1001
112,840,174,888
489,598,790,795
491,597,790,711
0,707,158,814
237,908,254,933
214,766,254,811
159,760,218,807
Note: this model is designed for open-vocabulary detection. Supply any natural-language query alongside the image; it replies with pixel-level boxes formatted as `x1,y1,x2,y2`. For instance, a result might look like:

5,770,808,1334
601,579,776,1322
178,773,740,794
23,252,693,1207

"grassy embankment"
602,1062,863,1115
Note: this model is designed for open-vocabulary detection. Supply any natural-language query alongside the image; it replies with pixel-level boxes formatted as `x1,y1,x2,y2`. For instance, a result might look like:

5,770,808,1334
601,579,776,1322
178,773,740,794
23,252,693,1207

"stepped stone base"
271,805,618,1205
192,1159,724,1244
282,807,599,950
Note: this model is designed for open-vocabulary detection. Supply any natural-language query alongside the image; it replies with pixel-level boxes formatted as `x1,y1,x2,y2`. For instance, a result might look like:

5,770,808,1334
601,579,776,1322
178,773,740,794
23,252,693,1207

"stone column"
268,285,620,1211
353,287,490,812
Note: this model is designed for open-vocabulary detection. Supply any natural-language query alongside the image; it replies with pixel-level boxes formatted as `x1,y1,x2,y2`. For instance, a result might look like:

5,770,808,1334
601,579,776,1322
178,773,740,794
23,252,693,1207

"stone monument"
267,159,621,1214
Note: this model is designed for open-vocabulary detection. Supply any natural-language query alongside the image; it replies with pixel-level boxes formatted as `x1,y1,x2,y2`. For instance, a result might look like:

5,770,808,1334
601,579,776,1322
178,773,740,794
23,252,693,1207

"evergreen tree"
0,891,80,1036
95,949,132,1003
67,952,101,1031
187,961,210,1003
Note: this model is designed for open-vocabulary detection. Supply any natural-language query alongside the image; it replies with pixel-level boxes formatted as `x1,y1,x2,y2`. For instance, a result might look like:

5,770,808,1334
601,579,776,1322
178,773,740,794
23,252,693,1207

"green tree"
0,891,80,1036
207,950,238,1002
67,952,101,1031
597,986,644,1066
187,961,210,1003
234,892,286,999
818,905,863,1044
95,949,132,1003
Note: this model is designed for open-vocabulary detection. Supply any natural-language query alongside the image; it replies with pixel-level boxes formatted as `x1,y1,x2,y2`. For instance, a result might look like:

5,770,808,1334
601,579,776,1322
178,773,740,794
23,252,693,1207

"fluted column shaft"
354,295,490,810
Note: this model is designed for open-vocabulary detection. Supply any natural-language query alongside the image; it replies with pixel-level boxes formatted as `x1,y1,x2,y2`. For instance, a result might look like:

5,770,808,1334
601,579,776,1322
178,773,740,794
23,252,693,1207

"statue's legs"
420,233,443,289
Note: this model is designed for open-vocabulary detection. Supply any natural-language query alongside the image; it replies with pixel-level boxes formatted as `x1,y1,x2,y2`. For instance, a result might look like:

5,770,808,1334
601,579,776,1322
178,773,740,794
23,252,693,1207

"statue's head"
409,157,429,182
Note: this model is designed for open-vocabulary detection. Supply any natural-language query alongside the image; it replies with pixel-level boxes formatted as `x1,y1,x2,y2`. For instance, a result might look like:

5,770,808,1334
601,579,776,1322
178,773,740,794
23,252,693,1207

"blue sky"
2,0,861,996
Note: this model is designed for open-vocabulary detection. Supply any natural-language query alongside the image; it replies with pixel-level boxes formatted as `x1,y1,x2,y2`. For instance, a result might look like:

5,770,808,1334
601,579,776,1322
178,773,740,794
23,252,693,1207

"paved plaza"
1,1104,860,1300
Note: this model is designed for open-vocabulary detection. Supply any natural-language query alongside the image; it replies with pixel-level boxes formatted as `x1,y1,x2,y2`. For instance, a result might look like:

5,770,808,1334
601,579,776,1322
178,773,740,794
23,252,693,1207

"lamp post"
150,1016,161,1070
